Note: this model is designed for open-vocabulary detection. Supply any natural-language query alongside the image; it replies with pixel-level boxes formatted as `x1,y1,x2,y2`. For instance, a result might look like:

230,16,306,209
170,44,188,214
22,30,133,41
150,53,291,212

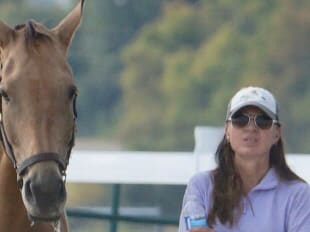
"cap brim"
228,101,276,120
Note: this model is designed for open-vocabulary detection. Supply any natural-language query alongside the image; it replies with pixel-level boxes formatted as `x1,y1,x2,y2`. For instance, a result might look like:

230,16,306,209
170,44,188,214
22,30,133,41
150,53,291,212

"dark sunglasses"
227,113,279,130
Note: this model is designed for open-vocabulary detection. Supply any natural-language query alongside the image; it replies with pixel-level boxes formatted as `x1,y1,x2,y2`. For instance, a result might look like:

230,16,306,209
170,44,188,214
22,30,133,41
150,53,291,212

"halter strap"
0,60,76,183
17,152,67,176
0,111,75,182
0,113,17,168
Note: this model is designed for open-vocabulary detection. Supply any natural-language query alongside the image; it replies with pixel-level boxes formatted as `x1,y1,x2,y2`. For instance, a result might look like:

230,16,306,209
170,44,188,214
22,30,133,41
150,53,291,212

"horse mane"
14,21,52,49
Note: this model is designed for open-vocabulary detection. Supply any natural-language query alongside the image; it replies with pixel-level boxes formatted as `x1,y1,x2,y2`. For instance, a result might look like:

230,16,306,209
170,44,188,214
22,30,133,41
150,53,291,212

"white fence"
66,151,310,185
67,127,310,185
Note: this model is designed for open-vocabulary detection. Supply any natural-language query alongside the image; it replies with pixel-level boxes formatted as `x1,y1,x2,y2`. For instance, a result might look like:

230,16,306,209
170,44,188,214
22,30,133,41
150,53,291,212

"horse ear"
0,21,13,48
52,0,85,51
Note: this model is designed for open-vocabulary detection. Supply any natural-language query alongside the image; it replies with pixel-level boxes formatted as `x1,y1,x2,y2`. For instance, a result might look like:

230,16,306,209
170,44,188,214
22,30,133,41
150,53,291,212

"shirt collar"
251,167,279,192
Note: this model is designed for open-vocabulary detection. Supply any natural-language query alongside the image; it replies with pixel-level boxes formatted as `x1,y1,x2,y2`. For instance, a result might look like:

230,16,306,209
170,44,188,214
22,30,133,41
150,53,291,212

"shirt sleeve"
178,172,210,232
286,183,310,232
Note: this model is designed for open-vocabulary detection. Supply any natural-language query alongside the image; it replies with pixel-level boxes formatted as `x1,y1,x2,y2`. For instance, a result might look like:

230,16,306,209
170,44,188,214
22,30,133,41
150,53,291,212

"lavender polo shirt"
178,168,310,232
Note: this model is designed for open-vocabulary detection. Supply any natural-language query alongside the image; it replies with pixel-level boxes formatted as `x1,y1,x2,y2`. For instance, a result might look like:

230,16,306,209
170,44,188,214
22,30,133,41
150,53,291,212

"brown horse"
0,0,84,231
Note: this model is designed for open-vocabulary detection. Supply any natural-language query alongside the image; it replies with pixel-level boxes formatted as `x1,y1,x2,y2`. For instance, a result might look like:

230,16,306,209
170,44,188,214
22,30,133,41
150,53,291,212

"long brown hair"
207,134,304,227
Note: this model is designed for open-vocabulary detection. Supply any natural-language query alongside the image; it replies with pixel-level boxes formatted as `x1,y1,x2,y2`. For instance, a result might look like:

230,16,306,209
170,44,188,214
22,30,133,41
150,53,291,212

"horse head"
0,0,84,225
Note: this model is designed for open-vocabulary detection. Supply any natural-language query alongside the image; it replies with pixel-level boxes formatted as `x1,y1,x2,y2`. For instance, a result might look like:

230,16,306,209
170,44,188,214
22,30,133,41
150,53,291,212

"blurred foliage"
1,0,310,153
119,0,310,152
1,0,309,231
71,0,164,137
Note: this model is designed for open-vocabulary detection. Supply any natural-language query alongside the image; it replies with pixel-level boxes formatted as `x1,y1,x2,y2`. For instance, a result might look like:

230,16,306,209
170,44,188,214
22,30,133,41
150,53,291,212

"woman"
178,86,310,232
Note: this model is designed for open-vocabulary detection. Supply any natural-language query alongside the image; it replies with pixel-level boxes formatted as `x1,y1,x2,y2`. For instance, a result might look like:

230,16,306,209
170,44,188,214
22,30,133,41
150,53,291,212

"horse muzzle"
21,162,67,222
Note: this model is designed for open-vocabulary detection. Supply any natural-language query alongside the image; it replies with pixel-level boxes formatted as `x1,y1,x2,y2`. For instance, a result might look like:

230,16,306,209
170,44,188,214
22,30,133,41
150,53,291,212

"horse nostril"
24,179,35,204
23,172,66,208
58,180,66,200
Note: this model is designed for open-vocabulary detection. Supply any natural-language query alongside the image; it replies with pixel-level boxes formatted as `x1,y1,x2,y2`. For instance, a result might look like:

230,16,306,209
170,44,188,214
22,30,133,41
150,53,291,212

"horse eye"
68,86,78,99
68,86,78,119
0,89,10,102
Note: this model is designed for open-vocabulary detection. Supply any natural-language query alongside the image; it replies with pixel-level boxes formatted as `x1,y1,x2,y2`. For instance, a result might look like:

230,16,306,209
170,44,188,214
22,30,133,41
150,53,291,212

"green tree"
119,2,209,150
72,0,164,137
119,0,310,152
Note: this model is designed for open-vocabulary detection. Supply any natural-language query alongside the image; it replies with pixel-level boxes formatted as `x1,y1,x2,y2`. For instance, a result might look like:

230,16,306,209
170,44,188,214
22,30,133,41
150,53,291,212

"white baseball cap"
226,86,279,120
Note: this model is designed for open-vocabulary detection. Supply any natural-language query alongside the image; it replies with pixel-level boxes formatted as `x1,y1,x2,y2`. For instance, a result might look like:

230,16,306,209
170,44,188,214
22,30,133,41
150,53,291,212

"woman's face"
226,106,281,161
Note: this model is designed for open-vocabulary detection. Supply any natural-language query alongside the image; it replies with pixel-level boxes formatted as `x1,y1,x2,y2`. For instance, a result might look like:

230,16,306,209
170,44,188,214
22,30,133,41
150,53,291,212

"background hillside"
1,0,309,231
1,0,309,153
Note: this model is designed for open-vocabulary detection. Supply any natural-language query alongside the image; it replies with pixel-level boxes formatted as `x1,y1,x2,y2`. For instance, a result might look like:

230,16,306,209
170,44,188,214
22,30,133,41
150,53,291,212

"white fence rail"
66,150,310,185
67,127,310,185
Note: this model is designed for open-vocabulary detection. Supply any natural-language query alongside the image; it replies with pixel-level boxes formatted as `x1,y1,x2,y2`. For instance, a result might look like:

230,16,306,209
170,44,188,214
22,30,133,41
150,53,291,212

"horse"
0,0,84,231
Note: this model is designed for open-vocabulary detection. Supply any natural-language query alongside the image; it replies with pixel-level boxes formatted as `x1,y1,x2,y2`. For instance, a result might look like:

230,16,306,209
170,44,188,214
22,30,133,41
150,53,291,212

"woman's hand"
189,228,215,232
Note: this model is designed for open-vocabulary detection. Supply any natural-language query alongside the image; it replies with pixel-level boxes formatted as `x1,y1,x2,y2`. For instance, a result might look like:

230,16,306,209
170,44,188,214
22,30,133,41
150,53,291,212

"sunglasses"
227,113,279,130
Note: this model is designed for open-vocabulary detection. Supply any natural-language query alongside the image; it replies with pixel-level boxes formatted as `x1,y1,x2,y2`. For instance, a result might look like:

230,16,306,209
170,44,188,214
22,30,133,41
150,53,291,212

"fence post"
110,184,121,232
194,126,223,171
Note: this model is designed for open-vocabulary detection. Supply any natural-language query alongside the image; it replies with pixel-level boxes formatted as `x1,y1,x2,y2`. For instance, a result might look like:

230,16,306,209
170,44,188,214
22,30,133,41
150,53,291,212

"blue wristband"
185,216,208,229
